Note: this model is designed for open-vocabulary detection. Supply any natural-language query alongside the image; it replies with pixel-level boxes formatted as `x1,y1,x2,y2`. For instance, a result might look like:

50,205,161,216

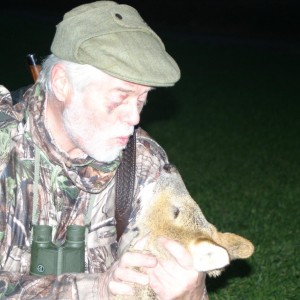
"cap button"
115,13,123,20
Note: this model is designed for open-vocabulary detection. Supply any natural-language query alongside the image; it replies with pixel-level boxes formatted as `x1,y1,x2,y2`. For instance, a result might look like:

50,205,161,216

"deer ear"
212,232,255,260
189,240,230,272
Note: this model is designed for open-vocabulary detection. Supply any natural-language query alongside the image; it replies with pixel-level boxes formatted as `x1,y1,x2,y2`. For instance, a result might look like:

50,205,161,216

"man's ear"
51,64,70,102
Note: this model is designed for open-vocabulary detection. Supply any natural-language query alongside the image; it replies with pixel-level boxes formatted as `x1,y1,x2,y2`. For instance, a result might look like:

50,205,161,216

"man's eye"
112,100,122,106
110,97,124,107
108,102,120,110
107,99,122,111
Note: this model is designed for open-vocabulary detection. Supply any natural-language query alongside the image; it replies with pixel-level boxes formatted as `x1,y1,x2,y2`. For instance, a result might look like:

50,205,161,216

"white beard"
62,94,133,162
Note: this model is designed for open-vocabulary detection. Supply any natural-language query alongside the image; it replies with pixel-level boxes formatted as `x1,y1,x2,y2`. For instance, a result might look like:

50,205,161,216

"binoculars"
30,224,85,276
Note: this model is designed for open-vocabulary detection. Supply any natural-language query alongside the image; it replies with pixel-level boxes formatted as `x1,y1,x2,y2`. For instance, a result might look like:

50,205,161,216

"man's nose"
122,101,140,126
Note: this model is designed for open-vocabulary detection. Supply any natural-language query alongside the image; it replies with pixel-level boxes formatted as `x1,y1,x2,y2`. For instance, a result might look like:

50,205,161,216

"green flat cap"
51,1,180,87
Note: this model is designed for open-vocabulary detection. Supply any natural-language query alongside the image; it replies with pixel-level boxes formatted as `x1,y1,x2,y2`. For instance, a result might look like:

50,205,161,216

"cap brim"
76,31,180,87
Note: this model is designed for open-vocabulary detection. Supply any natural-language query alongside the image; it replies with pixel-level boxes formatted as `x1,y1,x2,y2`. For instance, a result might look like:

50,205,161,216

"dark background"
2,0,300,40
2,0,300,90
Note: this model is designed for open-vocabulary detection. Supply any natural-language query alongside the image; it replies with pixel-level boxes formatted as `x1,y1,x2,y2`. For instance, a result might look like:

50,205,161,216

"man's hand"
145,237,207,300
99,236,207,299
107,251,156,296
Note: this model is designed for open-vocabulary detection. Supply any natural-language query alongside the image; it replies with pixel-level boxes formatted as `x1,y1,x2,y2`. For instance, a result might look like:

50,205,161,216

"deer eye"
172,206,180,219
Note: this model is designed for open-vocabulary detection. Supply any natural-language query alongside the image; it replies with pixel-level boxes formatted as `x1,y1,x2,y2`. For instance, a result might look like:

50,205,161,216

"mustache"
118,126,134,136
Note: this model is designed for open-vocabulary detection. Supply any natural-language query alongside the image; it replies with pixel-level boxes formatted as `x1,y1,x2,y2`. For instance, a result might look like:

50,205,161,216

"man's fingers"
109,280,135,296
108,250,156,297
119,251,157,268
113,267,149,285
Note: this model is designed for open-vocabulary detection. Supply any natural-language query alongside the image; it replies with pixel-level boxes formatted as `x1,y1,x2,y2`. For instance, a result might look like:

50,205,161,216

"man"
0,1,208,299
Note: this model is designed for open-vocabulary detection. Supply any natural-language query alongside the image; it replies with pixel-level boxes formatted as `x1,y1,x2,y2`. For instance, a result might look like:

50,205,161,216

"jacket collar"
25,83,120,193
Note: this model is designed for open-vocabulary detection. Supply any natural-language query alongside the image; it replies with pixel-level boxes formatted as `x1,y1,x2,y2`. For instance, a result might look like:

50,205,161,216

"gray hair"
39,54,104,96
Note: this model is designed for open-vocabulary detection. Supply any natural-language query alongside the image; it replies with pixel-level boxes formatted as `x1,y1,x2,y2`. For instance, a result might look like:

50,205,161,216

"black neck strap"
115,130,136,241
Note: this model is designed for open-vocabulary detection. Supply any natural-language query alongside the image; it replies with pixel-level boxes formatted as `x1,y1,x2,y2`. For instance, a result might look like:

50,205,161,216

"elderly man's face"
62,71,151,162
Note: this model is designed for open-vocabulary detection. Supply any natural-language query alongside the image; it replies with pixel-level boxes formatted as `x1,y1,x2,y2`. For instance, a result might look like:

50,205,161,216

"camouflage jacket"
0,84,169,299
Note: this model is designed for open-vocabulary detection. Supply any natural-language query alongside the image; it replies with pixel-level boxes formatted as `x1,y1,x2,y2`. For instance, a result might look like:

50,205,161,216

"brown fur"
115,165,254,299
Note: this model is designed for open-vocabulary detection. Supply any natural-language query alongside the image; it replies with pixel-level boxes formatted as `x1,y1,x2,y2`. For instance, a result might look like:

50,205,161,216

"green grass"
141,41,300,299
1,10,300,300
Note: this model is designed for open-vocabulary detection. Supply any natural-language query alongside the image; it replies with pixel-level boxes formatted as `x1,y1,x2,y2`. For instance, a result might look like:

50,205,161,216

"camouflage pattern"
0,84,169,299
